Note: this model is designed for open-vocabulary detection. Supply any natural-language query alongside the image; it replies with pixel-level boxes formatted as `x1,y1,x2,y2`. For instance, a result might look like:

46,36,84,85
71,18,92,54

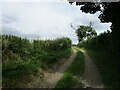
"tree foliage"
68,1,120,23
71,22,97,42
73,24,97,42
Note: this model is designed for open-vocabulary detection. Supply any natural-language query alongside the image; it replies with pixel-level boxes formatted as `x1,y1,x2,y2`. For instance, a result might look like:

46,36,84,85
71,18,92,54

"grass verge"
83,48,119,88
55,51,84,88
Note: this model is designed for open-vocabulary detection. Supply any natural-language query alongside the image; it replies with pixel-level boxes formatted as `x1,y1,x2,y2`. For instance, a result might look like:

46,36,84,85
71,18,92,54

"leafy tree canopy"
71,22,97,42
68,1,120,23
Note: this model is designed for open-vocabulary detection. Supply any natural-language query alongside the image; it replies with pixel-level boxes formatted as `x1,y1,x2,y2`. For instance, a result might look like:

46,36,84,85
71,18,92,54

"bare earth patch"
25,48,77,88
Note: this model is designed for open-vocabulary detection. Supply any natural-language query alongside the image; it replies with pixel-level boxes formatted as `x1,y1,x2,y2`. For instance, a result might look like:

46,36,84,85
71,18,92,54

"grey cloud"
2,25,40,39
2,14,18,24
72,12,100,27
2,26,20,35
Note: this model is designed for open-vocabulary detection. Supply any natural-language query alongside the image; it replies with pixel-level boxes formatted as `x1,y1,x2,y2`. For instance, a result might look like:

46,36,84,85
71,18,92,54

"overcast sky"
1,1,111,44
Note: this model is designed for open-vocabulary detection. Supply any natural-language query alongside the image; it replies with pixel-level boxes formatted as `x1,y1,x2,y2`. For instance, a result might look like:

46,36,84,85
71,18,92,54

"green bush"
3,59,41,78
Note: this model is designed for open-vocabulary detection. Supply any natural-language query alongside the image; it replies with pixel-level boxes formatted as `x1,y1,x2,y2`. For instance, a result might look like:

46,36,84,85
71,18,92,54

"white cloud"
1,2,111,44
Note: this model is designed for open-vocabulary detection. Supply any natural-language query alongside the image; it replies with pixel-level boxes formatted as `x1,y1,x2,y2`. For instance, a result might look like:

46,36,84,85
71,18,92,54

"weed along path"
80,49,104,88
26,48,77,88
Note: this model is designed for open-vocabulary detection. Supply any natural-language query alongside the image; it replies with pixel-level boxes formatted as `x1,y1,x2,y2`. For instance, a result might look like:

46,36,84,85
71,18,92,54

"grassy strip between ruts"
83,48,120,88
55,51,84,88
